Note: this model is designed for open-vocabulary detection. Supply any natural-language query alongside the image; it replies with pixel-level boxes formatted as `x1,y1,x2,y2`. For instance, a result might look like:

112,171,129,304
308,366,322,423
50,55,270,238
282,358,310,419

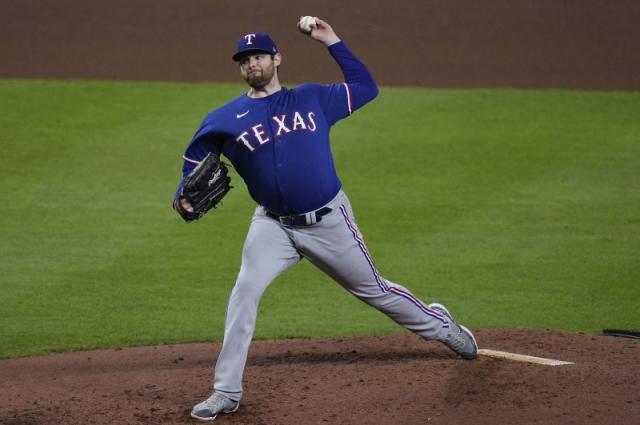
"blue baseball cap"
232,32,278,61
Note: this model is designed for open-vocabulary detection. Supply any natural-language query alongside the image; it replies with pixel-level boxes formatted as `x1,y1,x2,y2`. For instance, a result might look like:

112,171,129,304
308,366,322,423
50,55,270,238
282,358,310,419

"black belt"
266,207,332,226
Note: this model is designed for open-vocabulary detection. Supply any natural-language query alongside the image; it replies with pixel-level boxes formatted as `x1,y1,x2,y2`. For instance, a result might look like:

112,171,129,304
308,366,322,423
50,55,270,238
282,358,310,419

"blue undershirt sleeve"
319,41,379,125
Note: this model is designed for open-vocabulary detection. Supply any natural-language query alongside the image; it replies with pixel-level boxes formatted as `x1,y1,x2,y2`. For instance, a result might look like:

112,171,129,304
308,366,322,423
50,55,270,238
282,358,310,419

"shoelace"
203,394,230,411
446,328,467,351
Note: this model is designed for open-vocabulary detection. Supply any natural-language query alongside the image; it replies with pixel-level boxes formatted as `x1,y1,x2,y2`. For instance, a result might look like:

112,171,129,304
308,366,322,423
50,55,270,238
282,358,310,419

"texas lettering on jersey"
236,111,317,152
175,41,379,214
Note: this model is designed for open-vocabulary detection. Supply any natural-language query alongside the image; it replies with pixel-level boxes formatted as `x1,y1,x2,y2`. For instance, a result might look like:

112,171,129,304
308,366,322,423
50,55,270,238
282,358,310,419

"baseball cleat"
428,303,478,360
191,392,240,421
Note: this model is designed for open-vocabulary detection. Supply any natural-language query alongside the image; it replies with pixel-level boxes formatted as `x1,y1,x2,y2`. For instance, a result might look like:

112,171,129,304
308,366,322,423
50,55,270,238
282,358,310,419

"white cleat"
429,303,478,360
191,392,240,421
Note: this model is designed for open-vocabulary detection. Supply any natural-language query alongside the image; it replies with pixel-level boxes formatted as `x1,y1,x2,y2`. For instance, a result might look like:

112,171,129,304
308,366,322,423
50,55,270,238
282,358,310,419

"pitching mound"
1,329,638,425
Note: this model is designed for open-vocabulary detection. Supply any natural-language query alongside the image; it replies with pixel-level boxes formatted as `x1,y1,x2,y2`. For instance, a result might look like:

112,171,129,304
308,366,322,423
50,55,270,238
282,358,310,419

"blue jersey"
175,41,378,215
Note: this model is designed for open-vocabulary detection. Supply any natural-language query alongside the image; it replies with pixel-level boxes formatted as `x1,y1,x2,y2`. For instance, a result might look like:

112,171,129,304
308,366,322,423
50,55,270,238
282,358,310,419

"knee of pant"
230,275,269,303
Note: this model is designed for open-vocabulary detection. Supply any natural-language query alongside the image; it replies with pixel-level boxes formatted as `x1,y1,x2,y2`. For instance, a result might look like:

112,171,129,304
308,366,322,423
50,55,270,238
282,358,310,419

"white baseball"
298,16,318,34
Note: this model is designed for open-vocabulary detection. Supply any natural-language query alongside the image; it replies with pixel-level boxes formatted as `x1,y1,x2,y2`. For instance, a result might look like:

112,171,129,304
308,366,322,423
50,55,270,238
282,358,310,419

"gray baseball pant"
213,190,449,400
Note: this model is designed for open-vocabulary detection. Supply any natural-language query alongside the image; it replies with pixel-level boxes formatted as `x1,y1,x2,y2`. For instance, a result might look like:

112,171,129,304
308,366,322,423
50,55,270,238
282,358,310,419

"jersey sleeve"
317,41,379,126
173,115,224,201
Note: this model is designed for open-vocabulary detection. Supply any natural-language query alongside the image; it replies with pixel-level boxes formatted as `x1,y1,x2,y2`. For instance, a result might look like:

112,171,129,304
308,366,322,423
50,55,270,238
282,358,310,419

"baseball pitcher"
173,17,478,421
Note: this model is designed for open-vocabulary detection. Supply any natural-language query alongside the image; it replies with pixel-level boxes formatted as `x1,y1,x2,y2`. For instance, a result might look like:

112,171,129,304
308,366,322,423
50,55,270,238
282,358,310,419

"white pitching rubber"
478,349,574,366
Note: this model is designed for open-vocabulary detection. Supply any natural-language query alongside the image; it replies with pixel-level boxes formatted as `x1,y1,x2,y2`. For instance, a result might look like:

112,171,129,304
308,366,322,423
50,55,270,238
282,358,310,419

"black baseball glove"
175,153,232,222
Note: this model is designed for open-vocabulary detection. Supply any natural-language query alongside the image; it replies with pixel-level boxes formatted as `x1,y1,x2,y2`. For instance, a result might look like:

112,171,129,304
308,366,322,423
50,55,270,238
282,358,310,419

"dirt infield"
1,0,639,89
2,331,639,425
2,1,640,424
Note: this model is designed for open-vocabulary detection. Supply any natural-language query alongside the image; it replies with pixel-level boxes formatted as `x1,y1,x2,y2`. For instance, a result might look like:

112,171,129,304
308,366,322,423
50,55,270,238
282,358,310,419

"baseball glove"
175,153,232,222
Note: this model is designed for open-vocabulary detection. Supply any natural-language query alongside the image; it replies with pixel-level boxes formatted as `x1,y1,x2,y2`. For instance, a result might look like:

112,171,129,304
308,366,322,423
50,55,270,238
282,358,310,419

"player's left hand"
298,16,341,46
175,153,232,222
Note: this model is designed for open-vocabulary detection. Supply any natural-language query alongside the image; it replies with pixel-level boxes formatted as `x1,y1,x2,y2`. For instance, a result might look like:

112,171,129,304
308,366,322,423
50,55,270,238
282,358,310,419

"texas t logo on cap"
232,32,278,61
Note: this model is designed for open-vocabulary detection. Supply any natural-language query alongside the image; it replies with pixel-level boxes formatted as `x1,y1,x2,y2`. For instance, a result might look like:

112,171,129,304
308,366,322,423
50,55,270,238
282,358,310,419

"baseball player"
174,17,478,422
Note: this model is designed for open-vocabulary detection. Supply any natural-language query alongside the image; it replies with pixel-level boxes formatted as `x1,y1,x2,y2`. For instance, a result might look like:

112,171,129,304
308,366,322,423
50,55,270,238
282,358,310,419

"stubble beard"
244,66,275,90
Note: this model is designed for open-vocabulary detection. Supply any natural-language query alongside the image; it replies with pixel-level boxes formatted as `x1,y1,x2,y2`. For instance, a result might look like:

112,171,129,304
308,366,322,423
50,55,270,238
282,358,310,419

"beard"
244,65,275,89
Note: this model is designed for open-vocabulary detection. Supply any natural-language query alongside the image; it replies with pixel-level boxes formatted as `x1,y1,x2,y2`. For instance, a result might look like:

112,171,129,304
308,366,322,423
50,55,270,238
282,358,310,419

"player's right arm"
300,18,379,125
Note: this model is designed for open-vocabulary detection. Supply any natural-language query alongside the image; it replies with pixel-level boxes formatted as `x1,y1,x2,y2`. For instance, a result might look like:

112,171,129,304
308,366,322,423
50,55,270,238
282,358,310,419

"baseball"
298,16,318,34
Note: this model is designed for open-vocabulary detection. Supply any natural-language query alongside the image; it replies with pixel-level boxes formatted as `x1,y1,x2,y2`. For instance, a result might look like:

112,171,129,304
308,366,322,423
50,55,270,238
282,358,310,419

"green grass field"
1,79,638,358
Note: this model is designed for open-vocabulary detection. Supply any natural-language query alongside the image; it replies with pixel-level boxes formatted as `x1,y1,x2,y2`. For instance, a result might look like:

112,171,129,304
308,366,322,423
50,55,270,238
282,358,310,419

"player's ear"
273,53,282,67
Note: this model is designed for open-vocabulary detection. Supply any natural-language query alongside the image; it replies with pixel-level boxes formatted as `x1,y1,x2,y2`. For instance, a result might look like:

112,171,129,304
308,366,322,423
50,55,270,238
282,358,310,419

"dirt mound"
1,330,638,425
